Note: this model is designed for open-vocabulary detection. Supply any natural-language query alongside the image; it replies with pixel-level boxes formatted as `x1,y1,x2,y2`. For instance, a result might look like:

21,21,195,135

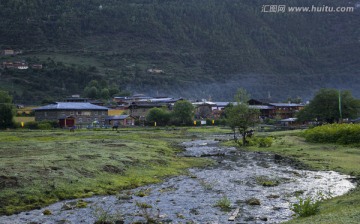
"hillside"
0,0,359,103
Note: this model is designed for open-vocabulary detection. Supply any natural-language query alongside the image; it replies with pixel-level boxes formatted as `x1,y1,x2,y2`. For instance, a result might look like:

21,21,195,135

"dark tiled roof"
33,102,109,111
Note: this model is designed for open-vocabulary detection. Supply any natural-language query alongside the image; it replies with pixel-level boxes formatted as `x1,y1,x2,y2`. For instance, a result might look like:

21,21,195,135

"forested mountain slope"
0,0,359,103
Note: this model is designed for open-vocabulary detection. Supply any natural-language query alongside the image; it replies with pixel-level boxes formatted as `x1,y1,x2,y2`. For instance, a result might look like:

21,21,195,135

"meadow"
0,127,217,215
1,126,359,223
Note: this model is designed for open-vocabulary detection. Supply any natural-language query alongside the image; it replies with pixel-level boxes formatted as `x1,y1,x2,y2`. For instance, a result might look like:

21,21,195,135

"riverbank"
0,127,216,215
236,130,360,224
1,127,359,223
0,134,355,223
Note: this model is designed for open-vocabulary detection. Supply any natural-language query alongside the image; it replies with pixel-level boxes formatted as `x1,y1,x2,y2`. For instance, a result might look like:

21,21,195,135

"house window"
94,111,98,115
78,118,83,123
101,111,105,115
70,111,74,115
44,112,47,117
77,111,82,115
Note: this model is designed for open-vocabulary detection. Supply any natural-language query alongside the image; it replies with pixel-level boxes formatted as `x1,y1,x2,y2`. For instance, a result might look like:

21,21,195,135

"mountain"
0,0,359,103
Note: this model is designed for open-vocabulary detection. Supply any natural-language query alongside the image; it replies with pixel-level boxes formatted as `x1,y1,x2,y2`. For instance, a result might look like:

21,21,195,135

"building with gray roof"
33,102,109,128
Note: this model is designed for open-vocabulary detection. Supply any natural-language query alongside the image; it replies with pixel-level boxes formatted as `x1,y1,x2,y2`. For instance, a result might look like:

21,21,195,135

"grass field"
241,130,360,224
1,127,359,223
0,127,213,215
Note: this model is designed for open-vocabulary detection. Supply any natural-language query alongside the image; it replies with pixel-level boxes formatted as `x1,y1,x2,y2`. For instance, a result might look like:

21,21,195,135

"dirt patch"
78,154,102,160
102,165,125,174
104,143,127,148
0,176,19,188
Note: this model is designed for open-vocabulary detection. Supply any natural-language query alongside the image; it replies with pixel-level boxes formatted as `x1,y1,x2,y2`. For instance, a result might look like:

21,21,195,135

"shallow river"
0,138,356,224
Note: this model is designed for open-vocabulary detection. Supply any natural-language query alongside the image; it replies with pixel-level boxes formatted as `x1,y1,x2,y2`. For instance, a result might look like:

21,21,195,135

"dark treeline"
0,0,359,102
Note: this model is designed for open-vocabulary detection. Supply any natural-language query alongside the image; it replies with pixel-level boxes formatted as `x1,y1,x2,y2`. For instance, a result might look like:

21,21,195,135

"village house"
2,61,29,69
2,49,15,56
192,101,216,119
33,102,109,128
210,99,304,120
128,102,172,120
105,115,135,127
31,64,43,69
248,99,304,119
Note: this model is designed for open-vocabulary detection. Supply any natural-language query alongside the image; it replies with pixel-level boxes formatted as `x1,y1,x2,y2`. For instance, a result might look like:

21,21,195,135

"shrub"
135,201,158,223
24,121,39,129
303,123,360,145
256,176,279,187
24,121,59,130
214,196,231,211
290,196,320,217
258,137,273,147
245,137,273,147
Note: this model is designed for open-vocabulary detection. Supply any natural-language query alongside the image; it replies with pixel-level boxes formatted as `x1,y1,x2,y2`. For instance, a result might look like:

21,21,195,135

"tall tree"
225,89,260,145
297,89,360,123
172,100,194,125
0,91,14,129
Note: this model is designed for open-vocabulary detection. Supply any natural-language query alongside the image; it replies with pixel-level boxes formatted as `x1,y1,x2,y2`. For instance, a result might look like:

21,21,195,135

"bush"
291,196,320,217
245,137,273,147
258,137,273,147
303,123,360,145
24,121,59,130
214,196,231,211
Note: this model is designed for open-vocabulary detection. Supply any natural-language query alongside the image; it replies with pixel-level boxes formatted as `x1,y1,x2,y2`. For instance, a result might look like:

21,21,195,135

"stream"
0,137,356,224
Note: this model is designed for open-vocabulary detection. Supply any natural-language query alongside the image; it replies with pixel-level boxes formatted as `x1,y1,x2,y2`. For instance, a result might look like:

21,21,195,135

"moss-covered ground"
0,127,214,215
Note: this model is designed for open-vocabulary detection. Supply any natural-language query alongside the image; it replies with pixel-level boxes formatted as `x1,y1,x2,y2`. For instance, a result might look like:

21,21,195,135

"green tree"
0,91,15,129
297,89,360,123
146,107,171,126
225,89,260,145
172,100,194,125
100,88,110,99
84,86,99,99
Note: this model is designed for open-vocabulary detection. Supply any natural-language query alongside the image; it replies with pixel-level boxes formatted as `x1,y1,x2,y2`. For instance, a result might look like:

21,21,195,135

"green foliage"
135,201,158,223
303,123,360,145
172,100,194,125
255,176,279,187
0,90,15,129
246,137,273,148
297,89,360,123
24,120,58,130
0,129,211,215
226,89,260,145
83,79,123,100
92,205,123,224
1,1,359,102
146,107,171,126
214,195,231,211
258,137,273,148
291,196,321,218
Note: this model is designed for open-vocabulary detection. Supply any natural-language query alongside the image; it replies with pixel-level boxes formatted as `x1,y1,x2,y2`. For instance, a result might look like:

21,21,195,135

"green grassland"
242,130,360,224
1,126,359,223
0,128,213,215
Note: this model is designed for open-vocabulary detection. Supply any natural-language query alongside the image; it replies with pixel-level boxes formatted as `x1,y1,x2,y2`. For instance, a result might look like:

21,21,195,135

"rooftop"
33,102,109,111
